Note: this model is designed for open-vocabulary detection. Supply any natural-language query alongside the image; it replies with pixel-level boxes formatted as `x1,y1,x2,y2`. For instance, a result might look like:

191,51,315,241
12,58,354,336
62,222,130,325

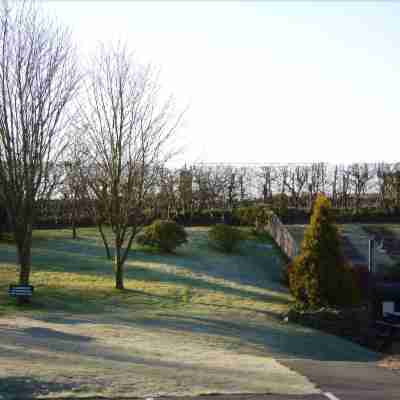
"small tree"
289,194,360,308
62,133,87,240
78,43,181,289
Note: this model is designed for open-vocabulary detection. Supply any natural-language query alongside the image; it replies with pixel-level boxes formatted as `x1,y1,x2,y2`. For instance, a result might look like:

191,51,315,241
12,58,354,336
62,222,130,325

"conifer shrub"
208,224,244,253
288,194,361,308
136,220,187,253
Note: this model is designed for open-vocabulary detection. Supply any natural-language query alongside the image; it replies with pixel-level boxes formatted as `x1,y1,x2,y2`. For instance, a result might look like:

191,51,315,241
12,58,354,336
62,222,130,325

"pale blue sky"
45,1,400,164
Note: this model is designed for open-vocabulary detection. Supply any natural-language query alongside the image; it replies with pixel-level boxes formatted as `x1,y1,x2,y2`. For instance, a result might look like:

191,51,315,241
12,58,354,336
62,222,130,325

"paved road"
280,359,400,400
153,360,400,400
156,395,326,400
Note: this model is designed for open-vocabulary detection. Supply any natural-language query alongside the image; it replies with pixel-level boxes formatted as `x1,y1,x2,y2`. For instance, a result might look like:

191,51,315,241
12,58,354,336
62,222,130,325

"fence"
267,212,300,260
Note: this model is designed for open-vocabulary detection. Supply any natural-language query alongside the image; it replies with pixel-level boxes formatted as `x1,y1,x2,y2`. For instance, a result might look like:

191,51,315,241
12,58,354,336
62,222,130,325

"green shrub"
208,224,244,253
288,194,361,308
233,205,272,227
136,220,188,253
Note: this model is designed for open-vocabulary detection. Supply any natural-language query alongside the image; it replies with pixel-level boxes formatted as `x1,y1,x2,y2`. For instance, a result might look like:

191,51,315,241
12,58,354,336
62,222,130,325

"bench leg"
17,296,31,305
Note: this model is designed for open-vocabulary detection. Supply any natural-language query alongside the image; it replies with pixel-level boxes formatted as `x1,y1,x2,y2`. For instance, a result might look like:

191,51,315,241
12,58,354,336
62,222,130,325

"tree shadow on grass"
0,253,291,313
0,324,93,344
122,313,380,363
0,242,113,276
11,309,380,364
0,228,288,294
0,377,79,400
23,326,93,342
124,266,290,305
25,286,286,326
129,228,287,292
129,246,286,292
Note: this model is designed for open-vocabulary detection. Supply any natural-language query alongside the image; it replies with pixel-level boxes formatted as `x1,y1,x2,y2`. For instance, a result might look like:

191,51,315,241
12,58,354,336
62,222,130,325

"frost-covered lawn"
0,227,377,399
0,227,290,316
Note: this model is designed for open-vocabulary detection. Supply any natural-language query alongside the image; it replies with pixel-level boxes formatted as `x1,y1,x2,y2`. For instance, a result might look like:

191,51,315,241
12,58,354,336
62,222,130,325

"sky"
44,1,400,165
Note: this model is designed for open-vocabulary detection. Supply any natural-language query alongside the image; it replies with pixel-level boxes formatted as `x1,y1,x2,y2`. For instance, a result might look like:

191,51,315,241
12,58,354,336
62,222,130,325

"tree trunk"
18,246,31,285
17,233,32,286
16,231,32,304
72,196,77,239
98,223,111,259
115,240,124,289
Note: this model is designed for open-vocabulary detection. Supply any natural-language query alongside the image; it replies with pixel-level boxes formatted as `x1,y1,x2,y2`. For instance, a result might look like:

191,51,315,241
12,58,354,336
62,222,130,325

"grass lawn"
0,227,377,399
0,227,290,316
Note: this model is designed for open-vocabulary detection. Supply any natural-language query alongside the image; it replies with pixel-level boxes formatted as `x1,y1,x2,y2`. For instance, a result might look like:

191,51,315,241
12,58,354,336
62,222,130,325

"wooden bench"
8,285,34,303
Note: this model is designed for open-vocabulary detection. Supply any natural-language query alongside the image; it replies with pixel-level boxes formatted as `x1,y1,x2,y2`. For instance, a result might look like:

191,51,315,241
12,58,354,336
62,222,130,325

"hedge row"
276,207,400,224
2,205,400,232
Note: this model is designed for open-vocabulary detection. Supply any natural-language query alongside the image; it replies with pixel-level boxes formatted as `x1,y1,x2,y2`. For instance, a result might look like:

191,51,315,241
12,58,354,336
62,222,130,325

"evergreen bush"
288,194,361,308
136,220,187,253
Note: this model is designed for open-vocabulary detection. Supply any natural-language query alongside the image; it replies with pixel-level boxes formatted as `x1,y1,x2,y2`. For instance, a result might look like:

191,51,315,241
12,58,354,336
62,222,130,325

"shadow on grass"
24,286,286,325
10,286,171,315
18,309,380,363
0,376,80,399
1,228,287,292
45,266,290,309
0,251,290,314
0,239,111,273
130,243,285,289
0,324,93,343
24,326,92,342
123,313,380,363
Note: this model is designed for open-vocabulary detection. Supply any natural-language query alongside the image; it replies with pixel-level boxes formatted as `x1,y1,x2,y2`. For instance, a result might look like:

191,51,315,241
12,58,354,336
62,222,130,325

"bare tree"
330,165,339,207
158,166,179,219
78,43,181,289
61,132,88,239
258,166,274,204
349,163,373,212
284,165,309,207
0,1,79,289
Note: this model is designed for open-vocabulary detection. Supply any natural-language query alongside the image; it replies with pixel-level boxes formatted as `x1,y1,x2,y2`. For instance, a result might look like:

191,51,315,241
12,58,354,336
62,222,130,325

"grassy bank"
0,227,378,399
0,227,290,317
